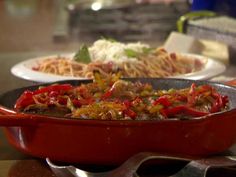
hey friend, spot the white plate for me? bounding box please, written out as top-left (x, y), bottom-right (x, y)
top-left (11, 53), bottom-right (226, 83)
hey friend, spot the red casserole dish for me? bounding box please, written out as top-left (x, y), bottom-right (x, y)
top-left (0, 78), bottom-right (236, 164)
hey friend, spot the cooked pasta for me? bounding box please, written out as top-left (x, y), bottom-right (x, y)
top-left (33, 42), bottom-right (206, 78)
top-left (34, 57), bottom-right (87, 77)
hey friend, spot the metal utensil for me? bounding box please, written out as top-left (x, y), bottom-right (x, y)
top-left (46, 152), bottom-right (188, 177)
top-left (170, 156), bottom-right (236, 177)
top-left (46, 152), bottom-right (236, 177)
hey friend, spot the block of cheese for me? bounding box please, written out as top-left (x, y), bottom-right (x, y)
top-left (163, 31), bottom-right (203, 54)
top-left (163, 32), bottom-right (229, 64)
top-left (199, 39), bottom-right (229, 65)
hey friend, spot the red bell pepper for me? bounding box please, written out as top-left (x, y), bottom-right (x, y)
top-left (123, 109), bottom-right (137, 119)
top-left (15, 84), bottom-right (73, 110)
top-left (210, 91), bottom-right (224, 113)
top-left (14, 90), bottom-right (34, 110)
top-left (33, 84), bottom-right (73, 95)
top-left (123, 100), bottom-right (131, 108)
top-left (101, 84), bottom-right (115, 100)
top-left (222, 95), bottom-right (229, 107)
top-left (72, 99), bottom-right (82, 107)
top-left (101, 89), bottom-right (113, 100)
top-left (187, 83), bottom-right (197, 106)
top-left (153, 96), bottom-right (172, 107)
top-left (71, 97), bottom-right (95, 107)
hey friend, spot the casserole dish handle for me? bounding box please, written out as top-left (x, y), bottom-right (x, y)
top-left (0, 114), bottom-right (39, 126)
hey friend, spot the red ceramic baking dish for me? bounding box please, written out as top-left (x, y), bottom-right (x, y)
top-left (0, 78), bottom-right (236, 165)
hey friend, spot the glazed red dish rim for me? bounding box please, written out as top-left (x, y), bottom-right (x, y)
top-left (1, 106), bottom-right (234, 126)
top-left (1, 78), bottom-right (235, 126)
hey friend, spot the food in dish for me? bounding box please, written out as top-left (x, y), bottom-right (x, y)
top-left (14, 72), bottom-right (229, 120)
top-left (32, 39), bottom-right (206, 78)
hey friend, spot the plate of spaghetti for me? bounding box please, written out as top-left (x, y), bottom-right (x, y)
top-left (11, 39), bottom-right (225, 83)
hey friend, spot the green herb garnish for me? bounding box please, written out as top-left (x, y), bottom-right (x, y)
top-left (142, 47), bottom-right (154, 54)
top-left (124, 49), bottom-right (138, 58)
top-left (73, 45), bottom-right (91, 63)
top-left (125, 47), bottom-right (154, 58)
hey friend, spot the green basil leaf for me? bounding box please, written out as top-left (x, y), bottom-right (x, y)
top-left (73, 45), bottom-right (91, 63)
top-left (124, 49), bottom-right (138, 58)
top-left (142, 47), bottom-right (154, 54)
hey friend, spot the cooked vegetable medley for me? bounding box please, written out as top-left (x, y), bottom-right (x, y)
top-left (14, 73), bottom-right (229, 120)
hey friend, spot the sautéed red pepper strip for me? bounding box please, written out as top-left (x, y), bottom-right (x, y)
top-left (14, 77), bottom-right (229, 120)
top-left (14, 84), bottom-right (73, 110)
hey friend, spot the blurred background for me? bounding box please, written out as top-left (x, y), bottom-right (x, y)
top-left (0, 0), bottom-right (191, 53)
top-left (1, 0), bottom-right (236, 53)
